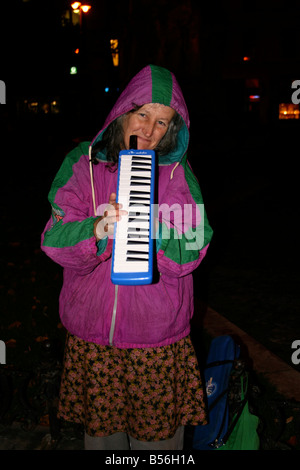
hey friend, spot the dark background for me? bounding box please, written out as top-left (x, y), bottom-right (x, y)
top-left (1, 0), bottom-right (299, 371)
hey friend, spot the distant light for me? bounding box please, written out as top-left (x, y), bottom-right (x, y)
top-left (249, 95), bottom-right (260, 102)
top-left (279, 103), bottom-right (300, 120)
top-left (75, 48), bottom-right (79, 54)
top-left (28, 101), bottom-right (39, 113)
top-left (70, 66), bottom-right (78, 75)
top-left (71, 2), bottom-right (91, 15)
top-left (71, 2), bottom-right (81, 9)
top-left (51, 100), bottom-right (60, 114)
top-left (105, 87), bottom-right (109, 93)
top-left (243, 56), bottom-right (251, 61)
top-left (81, 5), bottom-right (91, 13)
top-left (110, 39), bottom-right (119, 67)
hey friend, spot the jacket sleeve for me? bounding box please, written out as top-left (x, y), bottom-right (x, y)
top-left (41, 143), bottom-right (112, 274)
top-left (156, 156), bottom-right (213, 277)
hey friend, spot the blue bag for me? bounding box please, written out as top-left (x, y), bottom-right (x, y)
top-left (193, 335), bottom-right (240, 450)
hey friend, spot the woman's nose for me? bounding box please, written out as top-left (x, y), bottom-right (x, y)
top-left (142, 120), bottom-right (155, 137)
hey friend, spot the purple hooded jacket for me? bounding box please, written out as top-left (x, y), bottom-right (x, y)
top-left (41, 65), bottom-right (213, 348)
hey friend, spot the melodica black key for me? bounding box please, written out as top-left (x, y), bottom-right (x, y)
top-left (111, 136), bottom-right (155, 285)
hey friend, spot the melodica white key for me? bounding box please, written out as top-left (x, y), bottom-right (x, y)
top-left (111, 140), bottom-right (156, 285)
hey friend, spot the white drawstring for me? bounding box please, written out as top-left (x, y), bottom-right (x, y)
top-left (170, 161), bottom-right (179, 179)
top-left (89, 145), bottom-right (97, 216)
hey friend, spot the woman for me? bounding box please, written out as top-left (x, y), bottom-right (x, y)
top-left (41, 65), bottom-right (213, 450)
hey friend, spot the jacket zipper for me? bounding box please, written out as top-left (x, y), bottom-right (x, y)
top-left (109, 284), bottom-right (118, 346)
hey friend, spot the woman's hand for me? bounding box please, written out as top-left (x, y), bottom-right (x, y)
top-left (94, 193), bottom-right (127, 241)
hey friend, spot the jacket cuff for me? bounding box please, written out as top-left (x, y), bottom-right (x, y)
top-left (96, 236), bottom-right (108, 256)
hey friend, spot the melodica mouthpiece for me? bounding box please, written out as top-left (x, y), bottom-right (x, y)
top-left (129, 135), bottom-right (137, 150)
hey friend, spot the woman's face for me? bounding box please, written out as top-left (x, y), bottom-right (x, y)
top-left (122, 103), bottom-right (175, 150)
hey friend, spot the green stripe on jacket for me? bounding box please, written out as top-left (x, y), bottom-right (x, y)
top-left (150, 65), bottom-right (173, 106)
top-left (159, 155), bottom-right (213, 264)
top-left (48, 142), bottom-right (90, 212)
top-left (43, 218), bottom-right (97, 248)
top-left (43, 142), bottom-right (98, 248)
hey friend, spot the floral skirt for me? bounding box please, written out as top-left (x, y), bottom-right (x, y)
top-left (57, 333), bottom-right (207, 441)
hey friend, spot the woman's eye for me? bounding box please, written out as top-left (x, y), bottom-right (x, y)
top-left (158, 120), bottom-right (166, 127)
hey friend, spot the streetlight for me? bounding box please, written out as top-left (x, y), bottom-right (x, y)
top-left (71, 2), bottom-right (92, 14)
top-left (81, 5), bottom-right (92, 13)
top-left (69, 1), bottom-right (92, 75)
top-left (70, 2), bottom-right (92, 28)
top-left (71, 2), bottom-right (81, 9)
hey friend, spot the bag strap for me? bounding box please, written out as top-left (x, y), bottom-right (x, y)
top-left (206, 359), bottom-right (235, 368)
top-left (209, 397), bottom-right (230, 448)
top-left (219, 373), bottom-right (249, 446)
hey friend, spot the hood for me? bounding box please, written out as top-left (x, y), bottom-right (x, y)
top-left (91, 64), bottom-right (190, 165)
